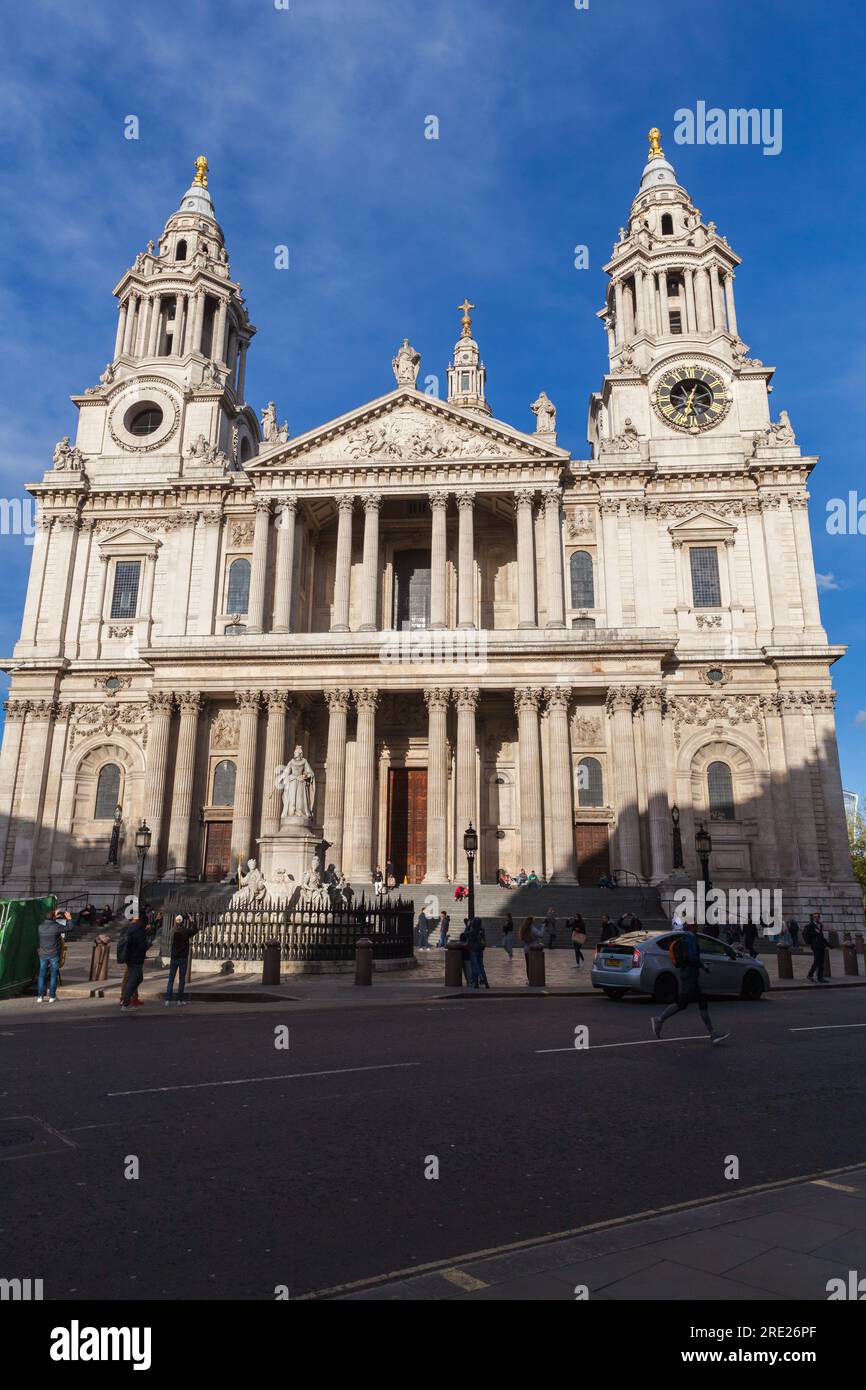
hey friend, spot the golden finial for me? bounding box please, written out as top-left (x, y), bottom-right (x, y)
top-left (193, 155), bottom-right (209, 188)
top-left (647, 127), bottom-right (664, 160)
top-left (457, 298), bottom-right (475, 338)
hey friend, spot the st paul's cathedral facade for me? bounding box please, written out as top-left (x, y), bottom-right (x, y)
top-left (0, 132), bottom-right (859, 927)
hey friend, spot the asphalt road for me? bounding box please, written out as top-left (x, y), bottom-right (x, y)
top-left (1, 985), bottom-right (864, 1299)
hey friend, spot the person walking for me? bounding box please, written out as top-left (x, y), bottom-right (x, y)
top-left (36, 908), bottom-right (72, 1003)
top-left (544, 907), bottom-right (558, 950)
top-left (804, 912), bottom-right (828, 983)
top-left (165, 914), bottom-right (199, 1006)
top-left (787, 917), bottom-right (800, 951)
top-left (501, 913), bottom-right (515, 960)
top-left (458, 923), bottom-right (473, 986)
top-left (467, 917), bottom-right (489, 989)
top-left (437, 909), bottom-right (450, 948)
top-left (599, 914), bottom-right (617, 943)
top-left (569, 915), bottom-right (587, 968)
top-left (119, 915), bottom-right (160, 1010)
top-left (651, 922), bottom-right (729, 1045)
top-left (743, 915), bottom-right (759, 959)
top-left (416, 906), bottom-right (431, 950)
top-left (520, 915), bottom-right (543, 981)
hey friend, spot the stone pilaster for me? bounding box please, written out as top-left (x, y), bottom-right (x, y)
top-left (19, 516), bottom-right (51, 647)
top-left (246, 497), bottom-right (272, 633)
top-left (636, 685), bottom-right (669, 881)
top-left (515, 488), bottom-right (537, 628)
top-left (453, 686), bottom-right (479, 847)
top-left (456, 490), bottom-right (475, 629)
top-left (359, 493), bottom-right (382, 631)
top-left (196, 508), bottom-right (223, 635)
top-left (166, 692), bottom-right (203, 877)
top-left (0, 700), bottom-right (28, 877)
top-left (599, 498), bottom-right (623, 627)
top-left (780, 691), bottom-right (820, 879)
top-left (262, 690), bottom-right (292, 837)
top-left (9, 699), bottom-right (57, 881)
top-left (424, 688), bottom-right (450, 881)
top-left (542, 687), bottom-right (576, 880)
top-left (789, 495), bottom-right (825, 638)
top-left (322, 689), bottom-right (351, 872)
top-left (143, 692), bottom-right (175, 873)
top-left (606, 687), bottom-right (642, 875)
top-left (350, 688), bottom-right (378, 879)
top-left (515, 687), bottom-right (544, 875)
top-left (810, 690), bottom-right (854, 881)
top-left (332, 496), bottom-right (355, 632)
top-left (542, 489), bottom-right (565, 629)
top-left (272, 498), bottom-right (298, 632)
top-left (231, 690), bottom-right (262, 869)
top-left (761, 694), bottom-right (799, 879)
top-left (429, 491), bottom-right (449, 630)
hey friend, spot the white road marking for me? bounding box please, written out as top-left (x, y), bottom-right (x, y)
top-left (789, 1023), bottom-right (866, 1033)
top-left (811, 1179), bottom-right (861, 1193)
top-left (537, 1035), bottom-right (707, 1053)
top-left (108, 1061), bottom-right (419, 1097)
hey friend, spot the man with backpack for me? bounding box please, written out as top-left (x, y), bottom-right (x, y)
top-left (803, 912), bottom-right (828, 983)
top-left (118, 915), bottom-right (160, 1009)
top-left (165, 914), bottom-right (198, 1006)
top-left (651, 922), bottom-right (730, 1045)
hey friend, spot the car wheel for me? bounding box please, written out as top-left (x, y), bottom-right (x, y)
top-left (603, 987), bottom-right (627, 1000)
top-left (652, 973), bottom-right (678, 1005)
top-left (741, 970), bottom-right (764, 1000)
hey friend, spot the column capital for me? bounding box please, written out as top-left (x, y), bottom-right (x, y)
top-left (811, 689), bottom-right (837, 711)
top-left (3, 699), bottom-right (29, 722)
top-left (452, 686), bottom-right (479, 712)
top-left (236, 689), bottom-right (262, 712)
top-left (514, 687), bottom-right (542, 714)
top-left (148, 691), bottom-right (175, 715)
top-left (197, 507), bottom-right (223, 525)
top-left (541, 487), bottom-right (562, 514)
top-left (26, 698), bottom-right (59, 722)
top-left (428, 489), bottom-right (450, 511)
top-left (636, 684), bottom-right (665, 714)
top-left (54, 512), bottom-right (83, 531)
top-left (352, 687), bottom-right (379, 711)
top-left (324, 688), bottom-right (351, 714)
top-left (624, 495), bottom-right (645, 515)
top-left (361, 492), bottom-right (382, 514)
top-left (276, 496), bottom-right (299, 521)
top-left (177, 691), bottom-right (203, 714)
top-left (456, 489), bottom-right (475, 512)
top-left (514, 487), bottom-right (536, 511)
top-left (599, 496), bottom-right (621, 517)
top-left (424, 687), bottom-right (451, 711)
top-left (338, 495), bottom-right (356, 515)
top-left (606, 686), bottom-right (637, 715)
top-left (254, 496), bottom-right (273, 515)
top-left (265, 689), bottom-right (293, 712)
top-left (543, 686), bottom-right (571, 714)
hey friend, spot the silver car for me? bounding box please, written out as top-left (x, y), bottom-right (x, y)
top-left (591, 930), bottom-right (771, 1003)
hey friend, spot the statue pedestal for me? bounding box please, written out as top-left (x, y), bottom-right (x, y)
top-left (257, 818), bottom-right (323, 889)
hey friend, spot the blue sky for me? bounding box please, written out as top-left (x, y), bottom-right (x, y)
top-left (2, 0), bottom-right (866, 793)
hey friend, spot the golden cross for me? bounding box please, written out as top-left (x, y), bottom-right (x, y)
top-left (457, 298), bottom-right (475, 337)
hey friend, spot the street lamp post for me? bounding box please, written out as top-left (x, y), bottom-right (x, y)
top-left (695, 822), bottom-right (713, 895)
top-left (133, 820), bottom-right (152, 916)
top-left (463, 822), bottom-right (478, 923)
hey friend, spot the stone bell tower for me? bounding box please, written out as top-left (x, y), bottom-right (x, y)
top-left (447, 299), bottom-right (491, 415)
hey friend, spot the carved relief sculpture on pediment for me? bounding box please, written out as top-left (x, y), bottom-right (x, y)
top-left (667, 694), bottom-right (764, 747)
top-left (69, 700), bottom-right (149, 749)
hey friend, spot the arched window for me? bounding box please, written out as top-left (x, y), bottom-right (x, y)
top-left (226, 558), bottom-right (251, 614)
top-left (175, 239), bottom-right (188, 261)
top-left (212, 760), bottom-right (237, 807)
top-left (94, 763), bottom-right (121, 820)
top-left (577, 756), bottom-right (604, 808)
top-left (570, 551), bottom-right (595, 608)
top-left (239, 436), bottom-right (253, 464)
top-left (661, 213), bottom-right (674, 236)
top-left (708, 761), bottom-right (735, 820)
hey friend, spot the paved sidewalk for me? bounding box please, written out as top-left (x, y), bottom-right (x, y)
top-left (330, 1164), bottom-right (866, 1300)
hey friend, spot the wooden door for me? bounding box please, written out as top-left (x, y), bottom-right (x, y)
top-left (574, 823), bottom-right (610, 884)
top-left (388, 769), bottom-right (428, 883)
top-left (204, 821), bottom-right (233, 881)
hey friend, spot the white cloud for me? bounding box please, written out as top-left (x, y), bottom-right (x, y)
top-left (816, 572), bottom-right (840, 591)
top-left (854, 711), bottom-right (866, 727)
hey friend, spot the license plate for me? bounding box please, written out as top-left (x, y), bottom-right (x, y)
top-left (604, 958), bottom-right (622, 968)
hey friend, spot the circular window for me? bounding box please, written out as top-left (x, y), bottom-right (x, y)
top-left (125, 403), bottom-right (164, 436)
top-left (104, 676), bottom-right (121, 691)
top-left (706, 668), bottom-right (725, 684)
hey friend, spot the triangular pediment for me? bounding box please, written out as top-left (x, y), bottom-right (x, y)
top-left (668, 509), bottom-right (737, 537)
top-left (249, 388), bottom-right (569, 470)
top-left (96, 526), bottom-right (162, 552)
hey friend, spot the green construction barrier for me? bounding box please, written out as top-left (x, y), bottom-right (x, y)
top-left (0, 897), bottom-right (56, 1000)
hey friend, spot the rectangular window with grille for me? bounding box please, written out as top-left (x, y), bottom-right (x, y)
top-left (689, 546), bottom-right (721, 608)
top-left (669, 310), bottom-right (683, 334)
top-left (110, 561), bottom-right (141, 619)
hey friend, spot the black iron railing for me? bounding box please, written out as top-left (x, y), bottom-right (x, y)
top-left (159, 894), bottom-right (414, 963)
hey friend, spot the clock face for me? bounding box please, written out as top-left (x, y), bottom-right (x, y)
top-left (653, 365), bottom-right (730, 433)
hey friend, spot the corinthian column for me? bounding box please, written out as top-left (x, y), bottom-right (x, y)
top-left (143, 692), bottom-right (175, 874)
top-left (359, 493), bottom-right (382, 631)
top-left (429, 491), bottom-right (449, 629)
top-left (637, 686), bottom-right (669, 881)
top-left (600, 498), bottom-right (623, 627)
top-left (606, 688), bottom-right (642, 875)
top-left (231, 691), bottom-right (262, 868)
top-left (10, 699), bottom-right (57, 880)
top-left (810, 691), bottom-right (853, 882)
top-left (456, 491), bottom-right (475, 629)
top-left (424, 688), bottom-right (450, 881)
top-left (780, 692), bottom-right (821, 879)
top-left (332, 497), bottom-right (354, 632)
top-left (350, 689), bottom-right (378, 878)
top-left (246, 498), bottom-right (272, 633)
top-left (515, 688), bottom-right (544, 874)
top-left (542, 489), bottom-right (566, 629)
top-left (272, 498), bottom-right (298, 633)
top-left (166, 692), bottom-right (203, 877)
top-left (322, 689), bottom-right (351, 872)
top-left (515, 489), bottom-right (537, 628)
top-left (543, 687), bottom-right (576, 880)
top-left (261, 690), bottom-right (291, 836)
top-left (453, 687), bottom-right (478, 846)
